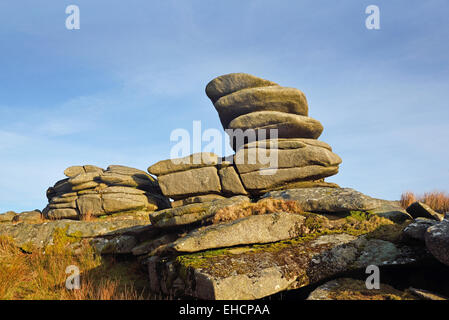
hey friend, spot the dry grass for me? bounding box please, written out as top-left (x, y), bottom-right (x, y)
top-left (400, 192), bottom-right (417, 209)
top-left (400, 191), bottom-right (449, 214)
top-left (0, 235), bottom-right (152, 300)
top-left (79, 209), bottom-right (94, 222)
top-left (213, 198), bottom-right (303, 224)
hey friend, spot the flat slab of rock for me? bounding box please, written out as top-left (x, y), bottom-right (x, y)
top-left (149, 196), bottom-right (250, 228)
top-left (64, 165), bottom-right (104, 178)
top-left (243, 138), bottom-right (332, 151)
top-left (171, 194), bottom-right (226, 208)
top-left (157, 166), bottom-right (222, 199)
top-left (45, 208), bottom-right (79, 220)
top-left (0, 219), bottom-right (152, 251)
top-left (215, 86), bottom-right (308, 128)
top-left (206, 73), bottom-right (278, 103)
top-left (234, 142), bottom-right (341, 174)
top-left (263, 187), bottom-right (392, 213)
top-left (406, 201), bottom-right (444, 221)
top-left (240, 166), bottom-right (339, 192)
top-left (171, 212), bottom-right (307, 252)
top-left (148, 153), bottom-right (219, 176)
top-left (228, 111), bottom-right (323, 140)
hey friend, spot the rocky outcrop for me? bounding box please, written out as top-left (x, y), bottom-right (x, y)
top-left (149, 196), bottom-right (250, 228)
top-left (0, 215), bottom-right (161, 255)
top-left (148, 153), bottom-right (248, 209)
top-left (43, 165), bottom-right (170, 220)
top-left (3, 72), bottom-right (444, 301)
top-left (1, 210), bottom-right (43, 223)
top-left (149, 73), bottom-right (343, 200)
top-left (147, 227), bottom-right (427, 299)
top-left (208, 73), bottom-right (342, 194)
top-left (262, 187), bottom-right (411, 222)
top-left (169, 212), bottom-right (308, 253)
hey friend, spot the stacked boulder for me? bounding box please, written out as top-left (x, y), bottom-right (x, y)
top-left (149, 73), bottom-right (342, 202)
top-left (43, 165), bottom-right (170, 220)
top-left (148, 152), bottom-right (248, 208)
top-left (206, 73), bottom-right (342, 195)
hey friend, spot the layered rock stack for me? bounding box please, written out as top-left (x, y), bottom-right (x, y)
top-left (148, 153), bottom-right (248, 208)
top-left (148, 73), bottom-right (342, 203)
top-left (43, 165), bottom-right (170, 220)
top-left (206, 73), bottom-right (342, 195)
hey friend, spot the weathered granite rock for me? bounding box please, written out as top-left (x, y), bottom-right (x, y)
top-left (102, 193), bottom-right (159, 214)
top-left (99, 171), bottom-right (157, 191)
top-left (170, 212), bottom-right (308, 252)
top-left (0, 211), bottom-right (17, 223)
top-left (234, 142), bottom-right (341, 174)
top-left (132, 233), bottom-right (180, 256)
top-left (307, 278), bottom-right (416, 300)
top-left (149, 196), bottom-right (250, 228)
top-left (244, 138), bottom-right (332, 151)
top-left (64, 165), bottom-right (104, 178)
top-left (157, 166), bottom-right (222, 199)
top-left (406, 202), bottom-right (444, 221)
top-left (353, 239), bottom-right (400, 268)
top-left (69, 171), bottom-right (102, 186)
top-left (76, 194), bottom-right (104, 217)
top-left (52, 178), bottom-right (72, 195)
top-left (44, 165), bottom-right (169, 220)
top-left (403, 218), bottom-right (437, 241)
top-left (92, 235), bottom-right (138, 254)
top-left (263, 187), bottom-right (399, 214)
top-left (0, 218), bottom-right (152, 252)
top-left (218, 166), bottom-right (248, 195)
top-left (370, 202), bottom-right (413, 223)
top-left (228, 111), bottom-right (323, 140)
top-left (148, 153), bottom-right (219, 176)
top-left (148, 231), bottom-right (424, 300)
top-left (206, 73), bottom-right (278, 103)
top-left (240, 166), bottom-right (339, 192)
top-left (215, 86), bottom-right (308, 128)
top-left (425, 217), bottom-right (449, 266)
top-left (171, 194), bottom-right (226, 208)
top-left (12, 210), bottom-right (42, 223)
top-left (45, 208), bottom-right (79, 220)
top-left (250, 180), bottom-right (339, 196)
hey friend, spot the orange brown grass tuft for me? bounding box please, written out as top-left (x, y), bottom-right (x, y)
top-left (213, 198), bottom-right (303, 224)
top-left (400, 192), bottom-right (417, 209)
top-left (0, 235), bottom-right (152, 300)
top-left (400, 191), bottom-right (449, 214)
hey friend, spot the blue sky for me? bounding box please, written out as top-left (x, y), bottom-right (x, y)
top-left (0, 0), bottom-right (448, 212)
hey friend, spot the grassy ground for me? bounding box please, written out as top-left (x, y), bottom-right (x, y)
top-left (0, 235), bottom-right (152, 300)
